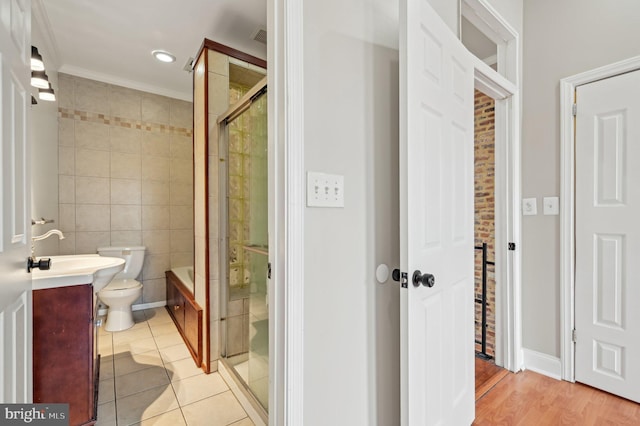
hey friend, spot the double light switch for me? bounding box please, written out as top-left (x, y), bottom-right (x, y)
top-left (522, 197), bottom-right (559, 216)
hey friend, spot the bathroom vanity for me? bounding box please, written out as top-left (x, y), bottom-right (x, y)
top-left (33, 283), bottom-right (98, 426)
top-left (31, 255), bottom-right (124, 426)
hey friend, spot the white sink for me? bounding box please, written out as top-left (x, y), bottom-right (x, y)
top-left (32, 254), bottom-right (125, 292)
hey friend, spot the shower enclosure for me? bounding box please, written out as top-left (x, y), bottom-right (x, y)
top-left (219, 78), bottom-right (269, 414)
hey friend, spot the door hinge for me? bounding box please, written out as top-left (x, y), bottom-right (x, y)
top-left (572, 103), bottom-right (577, 116)
top-left (508, 242), bottom-right (516, 251)
top-left (267, 262), bottom-right (272, 280)
top-left (572, 329), bottom-right (577, 343)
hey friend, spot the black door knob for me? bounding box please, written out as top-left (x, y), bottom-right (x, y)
top-left (412, 270), bottom-right (435, 287)
top-left (27, 257), bottom-right (51, 273)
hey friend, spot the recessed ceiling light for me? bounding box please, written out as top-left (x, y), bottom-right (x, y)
top-left (152, 50), bottom-right (176, 63)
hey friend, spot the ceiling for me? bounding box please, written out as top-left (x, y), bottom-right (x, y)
top-left (34, 0), bottom-right (267, 101)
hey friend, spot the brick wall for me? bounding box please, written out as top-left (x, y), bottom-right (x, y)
top-left (474, 90), bottom-right (496, 356)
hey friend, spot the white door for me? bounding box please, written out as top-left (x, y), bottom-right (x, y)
top-left (400, 0), bottom-right (475, 424)
top-left (0, 0), bottom-right (32, 403)
top-left (575, 69), bottom-right (640, 403)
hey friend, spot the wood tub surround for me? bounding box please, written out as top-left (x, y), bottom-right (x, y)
top-left (33, 284), bottom-right (98, 426)
top-left (166, 270), bottom-right (203, 367)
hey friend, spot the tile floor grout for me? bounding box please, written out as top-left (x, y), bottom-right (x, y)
top-left (96, 307), bottom-right (254, 426)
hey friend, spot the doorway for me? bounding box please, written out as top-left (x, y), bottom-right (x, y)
top-left (461, 1), bottom-right (521, 373)
top-left (459, 8), bottom-right (524, 413)
top-left (474, 89), bottom-right (496, 361)
top-left (473, 88), bottom-right (510, 400)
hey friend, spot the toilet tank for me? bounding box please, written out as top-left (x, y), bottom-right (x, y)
top-left (97, 246), bottom-right (146, 280)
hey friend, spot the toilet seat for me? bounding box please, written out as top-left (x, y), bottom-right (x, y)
top-left (102, 278), bottom-right (142, 291)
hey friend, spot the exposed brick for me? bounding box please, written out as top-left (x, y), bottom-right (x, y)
top-left (474, 90), bottom-right (496, 357)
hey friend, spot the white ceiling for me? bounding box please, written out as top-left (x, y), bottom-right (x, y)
top-left (34, 0), bottom-right (267, 101)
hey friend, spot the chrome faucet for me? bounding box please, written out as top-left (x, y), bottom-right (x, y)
top-left (32, 229), bottom-right (65, 242)
top-left (31, 229), bottom-right (65, 260)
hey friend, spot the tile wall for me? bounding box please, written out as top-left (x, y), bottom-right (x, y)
top-left (205, 50), bottom-right (231, 367)
top-left (57, 73), bottom-right (194, 306)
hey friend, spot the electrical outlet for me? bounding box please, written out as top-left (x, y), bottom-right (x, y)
top-left (543, 196), bottom-right (559, 215)
top-left (522, 198), bottom-right (537, 216)
top-left (307, 172), bottom-right (345, 208)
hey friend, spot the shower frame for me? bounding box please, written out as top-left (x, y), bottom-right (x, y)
top-left (191, 39), bottom-right (267, 378)
top-left (217, 77), bottom-right (269, 423)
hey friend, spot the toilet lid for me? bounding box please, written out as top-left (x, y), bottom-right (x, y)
top-left (104, 279), bottom-right (141, 291)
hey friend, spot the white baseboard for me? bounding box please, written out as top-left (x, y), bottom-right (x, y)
top-left (97, 300), bottom-right (167, 317)
top-left (522, 348), bottom-right (562, 380)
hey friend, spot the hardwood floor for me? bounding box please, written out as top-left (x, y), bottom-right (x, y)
top-left (475, 368), bottom-right (640, 425)
top-left (475, 357), bottom-right (509, 401)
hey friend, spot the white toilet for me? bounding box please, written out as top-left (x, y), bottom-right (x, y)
top-left (97, 246), bottom-right (146, 332)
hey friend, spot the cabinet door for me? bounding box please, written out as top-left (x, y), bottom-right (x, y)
top-left (33, 284), bottom-right (94, 426)
top-left (166, 275), bottom-right (185, 329)
top-left (184, 302), bottom-right (203, 366)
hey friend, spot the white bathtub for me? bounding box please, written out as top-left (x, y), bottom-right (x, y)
top-left (171, 266), bottom-right (194, 294)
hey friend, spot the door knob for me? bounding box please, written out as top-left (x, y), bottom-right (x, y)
top-left (412, 270), bottom-right (435, 287)
top-left (27, 257), bottom-right (51, 273)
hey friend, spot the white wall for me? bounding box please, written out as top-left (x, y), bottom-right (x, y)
top-left (302, 0), bottom-right (399, 424)
top-left (30, 20), bottom-right (60, 256)
top-left (522, 0), bottom-right (640, 357)
top-left (301, 0), bottom-right (521, 424)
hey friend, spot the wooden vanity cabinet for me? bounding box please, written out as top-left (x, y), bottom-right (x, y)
top-left (33, 284), bottom-right (97, 426)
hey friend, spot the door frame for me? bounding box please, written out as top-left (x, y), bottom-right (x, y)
top-left (559, 55), bottom-right (640, 382)
top-left (462, 0), bottom-right (522, 372)
top-left (267, 0), bottom-right (305, 424)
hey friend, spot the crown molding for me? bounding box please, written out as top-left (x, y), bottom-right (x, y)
top-left (31, 0), bottom-right (61, 70)
top-left (58, 64), bottom-right (192, 102)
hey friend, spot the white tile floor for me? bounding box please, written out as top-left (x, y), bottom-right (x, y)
top-left (96, 307), bottom-right (255, 426)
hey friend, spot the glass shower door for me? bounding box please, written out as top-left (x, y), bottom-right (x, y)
top-left (221, 84), bottom-right (268, 412)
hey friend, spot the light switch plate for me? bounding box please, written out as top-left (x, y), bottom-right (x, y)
top-left (307, 172), bottom-right (345, 208)
top-left (522, 198), bottom-right (537, 216)
top-left (543, 196), bottom-right (559, 215)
